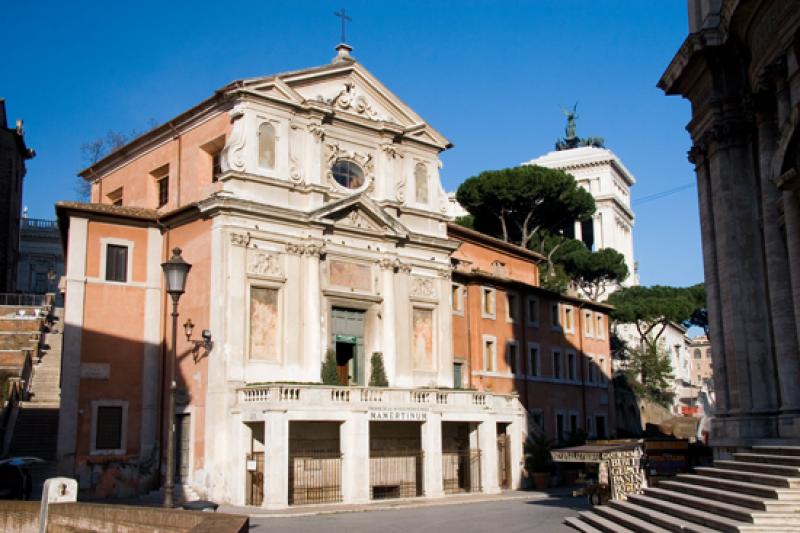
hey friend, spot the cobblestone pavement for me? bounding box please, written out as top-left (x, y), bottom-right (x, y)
top-left (248, 495), bottom-right (590, 532)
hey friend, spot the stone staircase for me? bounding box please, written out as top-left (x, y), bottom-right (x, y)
top-left (5, 306), bottom-right (63, 497)
top-left (565, 446), bottom-right (800, 533)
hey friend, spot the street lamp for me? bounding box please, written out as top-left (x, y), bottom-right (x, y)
top-left (161, 247), bottom-right (191, 508)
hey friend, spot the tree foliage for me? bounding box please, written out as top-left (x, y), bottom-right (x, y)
top-left (607, 285), bottom-right (697, 348)
top-left (455, 165), bottom-right (595, 249)
top-left (560, 244), bottom-right (629, 300)
top-left (682, 283), bottom-right (708, 334)
top-left (369, 352), bottom-right (389, 387)
top-left (321, 349), bottom-right (340, 385)
top-left (621, 343), bottom-right (675, 408)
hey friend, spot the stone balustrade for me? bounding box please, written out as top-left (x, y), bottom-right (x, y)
top-left (238, 383), bottom-right (519, 414)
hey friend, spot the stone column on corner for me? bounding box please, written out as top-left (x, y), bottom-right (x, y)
top-left (508, 414), bottom-right (525, 490)
top-left (478, 417), bottom-right (500, 495)
top-left (263, 411), bottom-right (289, 510)
top-left (341, 411), bottom-right (370, 504)
top-left (302, 245), bottom-right (323, 381)
top-left (421, 411), bottom-right (444, 498)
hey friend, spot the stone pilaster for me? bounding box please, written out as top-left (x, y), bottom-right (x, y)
top-left (302, 244), bottom-right (324, 381)
top-left (341, 412), bottom-right (370, 504)
top-left (378, 258), bottom-right (397, 384)
top-left (421, 412), bottom-right (444, 498)
top-left (263, 411), bottom-right (289, 509)
top-left (478, 418), bottom-right (500, 494)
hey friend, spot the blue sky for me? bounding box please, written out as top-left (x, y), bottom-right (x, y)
top-left (1, 1), bottom-right (699, 288)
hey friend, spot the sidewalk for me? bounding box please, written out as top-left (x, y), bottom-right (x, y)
top-left (217, 488), bottom-right (574, 518)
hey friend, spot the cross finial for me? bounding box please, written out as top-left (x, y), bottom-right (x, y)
top-left (333, 8), bottom-right (352, 43)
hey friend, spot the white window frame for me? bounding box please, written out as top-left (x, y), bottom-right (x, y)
top-left (552, 348), bottom-right (563, 380)
top-left (100, 238), bottom-right (134, 284)
top-left (481, 287), bottom-right (496, 319)
top-left (451, 283), bottom-right (464, 316)
top-left (583, 310), bottom-right (594, 338)
top-left (586, 355), bottom-right (596, 384)
top-left (482, 334), bottom-right (497, 372)
top-left (526, 295), bottom-right (539, 327)
top-left (506, 340), bottom-right (520, 374)
top-left (506, 292), bottom-right (519, 323)
top-left (90, 399), bottom-right (129, 455)
top-left (595, 313), bottom-right (606, 339)
top-left (563, 304), bottom-right (575, 334)
top-left (527, 342), bottom-right (541, 377)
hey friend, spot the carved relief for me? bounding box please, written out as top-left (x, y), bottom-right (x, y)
top-left (222, 110), bottom-right (247, 172)
top-left (411, 276), bottom-right (438, 299)
top-left (307, 120), bottom-right (325, 142)
top-left (230, 232), bottom-right (250, 247)
top-left (339, 209), bottom-right (379, 231)
top-left (247, 251), bottom-right (282, 277)
top-left (285, 243), bottom-right (305, 255)
top-left (303, 243), bottom-right (325, 257)
top-left (325, 142), bottom-right (375, 190)
top-left (288, 122), bottom-right (304, 184)
top-left (326, 81), bottom-right (384, 121)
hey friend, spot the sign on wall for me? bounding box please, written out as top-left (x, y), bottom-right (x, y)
top-left (369, 407), bottom-right (428, 421)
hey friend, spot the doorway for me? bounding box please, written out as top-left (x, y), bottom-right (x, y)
top-left (175, 413), bottom-right (191, 483)
top-left (496, 422), bottom-right (511, 489)
top-left (331, 307), bottom-right (365, 385)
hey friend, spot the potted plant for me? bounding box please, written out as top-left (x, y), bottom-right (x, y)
top-left (524, 434), bottom-right (554, 490)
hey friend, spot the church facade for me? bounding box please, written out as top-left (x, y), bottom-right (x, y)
top-left (56, 45), bottom-right (525, 505)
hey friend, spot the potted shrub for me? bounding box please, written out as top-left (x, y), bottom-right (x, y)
top-left (524, 434), bottom-right (554, 490)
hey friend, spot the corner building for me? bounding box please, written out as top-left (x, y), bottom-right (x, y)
top-left (56, 45), bottom-right (525, 506)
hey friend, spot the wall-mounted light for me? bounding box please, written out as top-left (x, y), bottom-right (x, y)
top-left (183, 318), bottom-right (212, 351)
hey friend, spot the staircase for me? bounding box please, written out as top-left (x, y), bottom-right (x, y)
top-left (5, 306), bottom-right (63, 497)
top-left (565, 446), bottom-right (800, 533)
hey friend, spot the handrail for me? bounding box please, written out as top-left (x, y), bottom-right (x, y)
top-left (21, 218), bottom-right (57, 230)
top-left (0, 293), bottom-right (49, 308)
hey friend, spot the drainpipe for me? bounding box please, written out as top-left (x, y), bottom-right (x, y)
top-left (168, 123), bottom-right (182, 207)
top-left (577, 302), bottom-right (588, 436)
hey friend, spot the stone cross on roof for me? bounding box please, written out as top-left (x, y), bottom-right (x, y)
top-left (334, 8), bottom-right (352, 43)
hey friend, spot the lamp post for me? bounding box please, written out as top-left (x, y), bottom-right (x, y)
top-left (161, 247), bottom-right (191, 507)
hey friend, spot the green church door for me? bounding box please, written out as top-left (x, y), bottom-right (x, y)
top-left (331, 307), bottom-right (365, 386)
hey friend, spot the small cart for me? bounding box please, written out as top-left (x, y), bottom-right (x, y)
top-left (550, 440), bottom-right (646, 506)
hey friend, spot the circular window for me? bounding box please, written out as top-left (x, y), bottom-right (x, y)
top-left (331, 159), bottom-right (365, 189)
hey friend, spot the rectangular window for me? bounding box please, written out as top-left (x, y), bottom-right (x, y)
top-left (595, 314), bottom-right (605, 339)
top-left (212, 151), bottom-right (222, 182)
top-left (107, 187), bottom-right (123, 206)
top-left (551, 304), bottom-right (560, 329)
top-left (506, 342), bottom-right (518, 374)
top-left (599, 358), bottom-right (606, 384)
top-left (556, 413), bottom-right (565, 443)
top-left (529, 411), bottom-right (543, 433)
top-left (506, 293), bottom-right (518, 322)
top-left (563, 305), bottom-right (574, 333)
top-left (569, 414), bottom-right (578, 435)
top-left (105, 244), bottom-right (128, 282)
top-left (157, 175), bottom-right (169, 208)
top-left (526, 296), bottom-right (539, 326)
top-left (95, 406), bottom-right (123, 451)
top-left (483, 338), bottom-right (496, 372)
top-left (567, 352), bottom-right (576, 381)
top-left (528, 343), bottom-right (540, 377)
top-left (586, 417), bottom-right (594, 437)
top-left (595, 415), bottom-right (607, 439)
top-left (451, 284), bottom-right (464, 314)
top-left (453, 362), bottom-right (463, 389)
top-left (553, 349), bottom-right (562, 380)
top-left (587, 358), bottom-right (596, 383)
top-left (584, 311), bottom-right (593, 337)
top-left (482, 287), bottom-right (496, 318)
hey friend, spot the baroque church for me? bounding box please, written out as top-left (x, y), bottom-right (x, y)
top-left (55, 44), bottom-right (527, 506)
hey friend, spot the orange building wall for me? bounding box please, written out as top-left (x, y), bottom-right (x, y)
top-left (90, 112), bottom-right (230, 211)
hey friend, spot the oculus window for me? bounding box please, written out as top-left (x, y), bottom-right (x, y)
top-left (331, 159), bottom-right (365, 189)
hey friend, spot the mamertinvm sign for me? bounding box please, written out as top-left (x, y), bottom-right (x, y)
top-left (369, 407), bottom-right (427, 421)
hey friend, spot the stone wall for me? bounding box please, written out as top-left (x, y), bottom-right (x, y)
top-left (0, 501), bottom-right (248, 532)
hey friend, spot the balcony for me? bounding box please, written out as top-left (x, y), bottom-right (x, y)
top-left (237, 383), bottom-right (522, 415)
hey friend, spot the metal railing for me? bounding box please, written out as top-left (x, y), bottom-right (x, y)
top-left (288, 450), bottom-right (343, 505)
top-left (0, 293), bottom-right (50, 308)
top-left (21, 218), bottom-right (57, 230)
top-left (442, 449), bottom-right (482, 494)
top-left (369, 449), bottom-right (424, 499)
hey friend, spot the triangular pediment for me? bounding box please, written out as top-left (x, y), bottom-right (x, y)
top-left (310, 194), bottom-right (408, 238)
top-left (236, 59), bottom-right (450, 150)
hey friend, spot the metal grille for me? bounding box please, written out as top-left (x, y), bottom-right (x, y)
top-left (442, 449), bottom-right (481, 494)
top-left (246, 452), bottom-right (264, 506)
top-left (369, 450), bottom-right (424, 499)
top-left (288, 450), bottom-right (342, 505)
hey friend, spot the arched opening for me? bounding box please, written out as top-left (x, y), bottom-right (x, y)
top-left (258, 122), bottom-right (276, 169)
top-left (414, 163), bottom-right (428, 204)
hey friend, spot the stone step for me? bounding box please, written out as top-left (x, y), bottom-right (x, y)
top-left (592, 503), bottom-right (672, 532)
top-left (607, 500), bottom-right (719, 533)
top-left (577, 510), bottom-right (636, 533)
top-left (564, 516), bottom-right (603, 533)
top-left (676, 473), bottom-right (800, 499)
top-left (645, 487), bottom-right (756, 522)
top-left (694, 467), bottom-right (800, 488)
top-left (717, 459), bottom-right (800, 477)
top-left (751, 446), bottom-right (800, 456)
top-left (657, 479), bottom-right (800, 512)
top-left (627, 493), bottom-right (754, 533)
